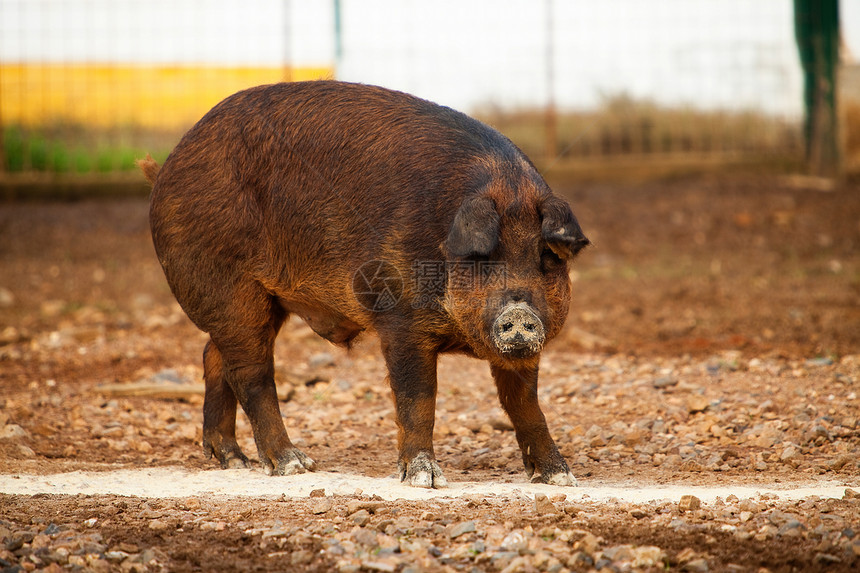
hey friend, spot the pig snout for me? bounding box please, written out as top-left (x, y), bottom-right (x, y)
top-left (491, 302), bottom-right (546, 357)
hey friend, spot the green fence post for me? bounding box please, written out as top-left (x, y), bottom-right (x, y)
top-left (794, 0), bottom-right (841, 177)
top-left (0, 63), bottom-right (4, 173)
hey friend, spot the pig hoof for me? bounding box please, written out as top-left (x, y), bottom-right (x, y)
top-left (532, 471), bottom-right (577, 487)
top-left (400, 452), bottom-right (448, 488)
top-left (267, 448), bottom-right (317, 476)
top-left (224, 455), bottom-right (251, 470)
top-left (205, 442), bottom-right (250, 470)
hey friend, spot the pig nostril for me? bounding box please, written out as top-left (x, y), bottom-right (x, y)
top-left (524, 323), bottom-right (536, 332)
top-left (502, 322), bottom-right (513, 333)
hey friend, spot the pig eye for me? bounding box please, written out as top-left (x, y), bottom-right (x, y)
top-left (541, 248), bottom-right (564, 272)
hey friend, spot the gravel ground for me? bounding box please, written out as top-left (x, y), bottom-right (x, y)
top-left (1, 174), bottom-right (859, 571)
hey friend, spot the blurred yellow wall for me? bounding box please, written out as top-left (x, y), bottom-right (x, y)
top-left (0, 64), bottom-right (333, 129)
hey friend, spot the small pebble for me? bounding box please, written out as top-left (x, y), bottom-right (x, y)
top-left (360, 561), bottom-right (396, 573)
top-left (312, 498), bottom-right (333, 514)
top-left (447, 521), bottom-right (476, 539)
top-left (813, 553), bottom-right (841, 565)
top-left (351, 528), bottom-right (379, 547)
top-left (687, 395), bottom-right (710, 413)
top-left (0, 287), bottom-right (14, 307)
top-left (534, 493), bottom-right (559, 514)
top-left (0, 424), bottom-right (28, 440)
top-left (678, 495), bottom-right (702, 512)
top-left (653, 376), bottom-right (678, 389)
top-left (501, 530), bottom-right (527, 551)
top-left (683, 557), bottom-right (710, 572)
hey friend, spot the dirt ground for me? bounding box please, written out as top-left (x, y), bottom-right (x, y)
top-left (1, 173), bottom-right (859, 572)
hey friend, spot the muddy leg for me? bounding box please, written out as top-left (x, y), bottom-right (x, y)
top-left (225, 360), bottom-right (315, 475)
top-left (382, 338), bottom-right (446, 488)
top-left (212, 287), bottom-right (315, 476)
top-left (202, 339), bottom-right (249, 469)
top-left (491, 364), bottom-right (576, 486)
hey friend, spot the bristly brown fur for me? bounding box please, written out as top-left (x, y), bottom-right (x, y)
top-left (146, 80), bottom-right (589, 486)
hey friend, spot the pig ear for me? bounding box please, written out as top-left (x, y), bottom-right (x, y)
top-left (540, 195), bottom-right (590, 260)
top-left (444, 195), bottom-right (500, 258)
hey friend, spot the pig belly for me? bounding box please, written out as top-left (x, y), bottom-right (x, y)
top-left (280, 299), bottom-right (365, 345)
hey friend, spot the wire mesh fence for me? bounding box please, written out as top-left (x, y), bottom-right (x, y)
top-left (0, 0), bottom-right (826, 183)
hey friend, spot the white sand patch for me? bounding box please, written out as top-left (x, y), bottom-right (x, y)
top-left (0, 468), bottom-right (850, 504)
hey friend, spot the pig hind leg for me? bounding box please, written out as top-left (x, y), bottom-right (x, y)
top-left (202, 339), bottom-right (250, 468)
top-left (204, 283), bottom-right (316, 476)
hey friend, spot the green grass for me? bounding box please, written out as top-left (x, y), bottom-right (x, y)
top-left (4, 126), bottom-right (25, 171)
top-left (2, 124), bottom-right (173, 174)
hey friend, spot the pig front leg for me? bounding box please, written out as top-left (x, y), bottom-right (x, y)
top-left (491, 364), bottom-right (576, 486)
top-left (381, 338), bottom-right (447, 488)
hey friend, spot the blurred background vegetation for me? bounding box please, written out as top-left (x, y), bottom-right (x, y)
top-left (0, 0), bottom-right (856, 196)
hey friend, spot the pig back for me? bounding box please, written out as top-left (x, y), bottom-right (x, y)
top-left (149, 81), bottom-right (531, 325)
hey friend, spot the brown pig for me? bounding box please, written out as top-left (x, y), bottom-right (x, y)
top-left (139, 80), bottom-right (589, 488)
